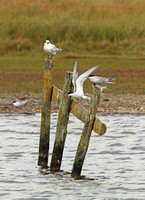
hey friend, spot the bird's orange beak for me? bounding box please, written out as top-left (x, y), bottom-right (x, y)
top-left (95, 85), bottom-right (99, 88)
top-left (86, 76), bottom-right (89, 78)
top-left (65, 94), bottom-right (68, 96)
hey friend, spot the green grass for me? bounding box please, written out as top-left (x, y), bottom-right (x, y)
top-left (0, 54), bottom-right (145, 94)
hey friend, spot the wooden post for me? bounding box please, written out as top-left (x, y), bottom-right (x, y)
top-left (71, 87), bottom-right (101, 178)
top-left (50, 71), bottom-right (73, 171)
top-left (52, 85), bottom-right (107, 136)
top-left (38, 59), bottom-right (53, 167)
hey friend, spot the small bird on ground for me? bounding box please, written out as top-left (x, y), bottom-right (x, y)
top-left (86, 75), bottom-right (115, 85)
top-left (65, 65), bottom-right (98, 103)
top-left (11, 98), bottom-right (27, 107)
top-left (43, 40), bottom-right (63, 59)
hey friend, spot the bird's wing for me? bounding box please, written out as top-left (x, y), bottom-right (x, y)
top-left (76, 66), bottom-right (98, 95)
top-left (91, 76), bottom-right (107, 84)
top-left (72, 61), bottom-right (78, 92)
top-left (93, 76), bottom-right (116, 84)
top-left (97, 77), bottom-right (106, 84)
top-left (91, 76), bottom-right (103, 84)
top-left (97, 77), bottom-right (116, 84)
top-left (50, 44), bottom-right (57, 53)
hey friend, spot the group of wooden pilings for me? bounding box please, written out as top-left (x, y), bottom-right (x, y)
top-left (38, 59), bottom-right (107, 178)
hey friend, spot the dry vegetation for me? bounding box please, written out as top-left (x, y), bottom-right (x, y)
top-left (0, 0), bottom-right (145, 55)
top-left (0, 0), bottom-right (145, 96)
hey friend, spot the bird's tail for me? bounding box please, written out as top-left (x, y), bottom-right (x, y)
top-left (57, 47), bottom-right (63, 51)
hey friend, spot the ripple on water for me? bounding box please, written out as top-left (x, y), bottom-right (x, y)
top-left (0, 113), bottom-right (145, 199)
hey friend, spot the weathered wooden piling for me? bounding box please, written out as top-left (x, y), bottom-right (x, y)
top-left (52, 85), bottom-right (106, 136)
top-left (50, 71), bottom-right (73, 171)
top-left (38, 58), bottom-right (107, 177)
top-left (38, 59), bottom-right (53, 167)
top-left (71, 87), bottom-right (101, 178)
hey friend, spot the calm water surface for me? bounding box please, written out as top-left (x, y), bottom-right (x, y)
top-left (0, 113), bottom-right (145, 200)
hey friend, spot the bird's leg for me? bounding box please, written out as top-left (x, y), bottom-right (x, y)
top-left (47, 55), bottom-right (53, 60)
top-left (75, 99), bottom-right (80, 104)
top-left (95, 84), bottom-right (99, 89)
top-left (49, 55), bottom-right (53, 60)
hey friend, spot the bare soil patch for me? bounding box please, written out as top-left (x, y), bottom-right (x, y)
top-left (0, 93), bottom-right (145, 114)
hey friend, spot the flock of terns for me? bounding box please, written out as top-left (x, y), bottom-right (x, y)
top-left (11, 40), bottom-right (115, 107)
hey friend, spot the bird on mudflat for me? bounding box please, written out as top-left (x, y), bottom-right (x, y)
top-left (65, 65), bottom-right (98, 103)
top-left (43, 40), bottom-right (63, 59)
top-left (86, 75), bottom-right (115, 85)
top-left (11, 98), bottom-right (27, 107)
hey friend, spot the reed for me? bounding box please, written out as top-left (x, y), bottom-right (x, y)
top-left (0, 0), bottom-right (145, 94)
top-left (0, 0), bottom-right (145, 55)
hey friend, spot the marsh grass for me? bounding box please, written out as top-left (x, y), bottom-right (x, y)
top-left (0, 0), bottom-right (145, 94)
top-left (0, 0), bottom-right (145, 55)
top-left (0, 55), bottom-right (145, 94)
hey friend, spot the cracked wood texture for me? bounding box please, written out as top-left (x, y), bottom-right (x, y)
top-left (50, 71), bottom-right (73, 171)
top-left (38, 59), bottom-right (53, 167)
top-left (71, 87), bottom-right (101, 178)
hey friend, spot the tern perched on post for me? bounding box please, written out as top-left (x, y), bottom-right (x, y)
top-left (65, 65), bottom-right (98, 103)
top-left (43, 40), bottom-right (63, 59)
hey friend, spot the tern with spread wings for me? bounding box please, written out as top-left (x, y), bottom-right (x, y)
top-left (72, 61), bottom-right (78, 92)
top-left (66, 65), bottom-right (98, 103)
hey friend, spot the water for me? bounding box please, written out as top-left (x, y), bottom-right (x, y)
top-left (0, 113), bottom-right (145, 200)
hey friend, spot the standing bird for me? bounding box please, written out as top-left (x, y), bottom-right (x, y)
top-left (65, 66), bottom-right (98, 103)
top-left (86, 75), bottom-right (115, 85)
top-left (11, 98), bottom-right (27, 107)
top-left (72, 61), bottom-right (78, 92)
top-left (43, 40), bottom-right (63, 59)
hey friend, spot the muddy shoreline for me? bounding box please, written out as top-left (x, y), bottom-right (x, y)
top-left (0, 93), bottom-right (145, 114)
